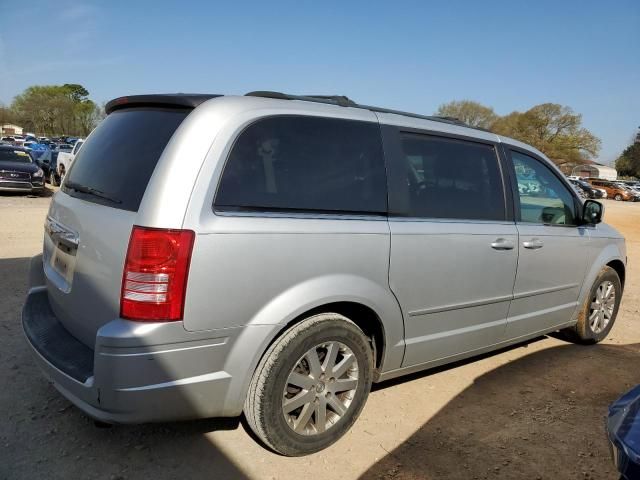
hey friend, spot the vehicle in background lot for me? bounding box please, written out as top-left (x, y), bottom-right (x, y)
top-left (22, 92), bottom-right (626, 456)
top-left (607, 384), bottom-right (640, 479)
top-left (589, 179), bottom-right (635, 201)
top-left (55, 139), bottom-right (84, 182)
top-left (618, 181), bottom-right (640, 196)
top-left (28, 144), bottom-right (54, 182)
top-left (1, 136), bottom-right (16, 145)
top-left (0, 145), bottom-right (45, 193)
top-left (568, 178), bottom-right (604, 199)
top-left (55, 143), bottom-right (74, 152)
top-left (613, 182), bottom-right (640, 202)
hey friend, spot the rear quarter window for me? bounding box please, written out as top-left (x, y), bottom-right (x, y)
top-left (214, 115), bottom-right (387, 215)
top-left (63, 108), bottom-right (189, 211)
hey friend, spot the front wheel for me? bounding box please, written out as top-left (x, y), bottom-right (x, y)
top-left (561, 266), bottom-right (622, 344)
top-left (614, 194), bottom-right (623, 201)
top-left (244, 313), bottom-right (373, 456)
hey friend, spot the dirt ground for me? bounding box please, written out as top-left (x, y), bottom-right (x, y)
top-left (1, 188), bottom-right (639, 480)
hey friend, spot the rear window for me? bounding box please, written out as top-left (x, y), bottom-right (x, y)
top-left (63, 108), bottom-right (189, 211)
top-left (215, 115), bottom-right (387, 215)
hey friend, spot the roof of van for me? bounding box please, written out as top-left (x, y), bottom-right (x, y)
top-left (105, 91), bottom-right (480, 130)
top-left (104, 91), bottom-right (548, 160)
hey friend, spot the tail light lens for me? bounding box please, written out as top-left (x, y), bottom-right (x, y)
top-left (120, 226), bottom-right (195, 321)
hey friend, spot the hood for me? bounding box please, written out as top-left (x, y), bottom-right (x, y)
top-left (0, 161), bottom-right (39, 174)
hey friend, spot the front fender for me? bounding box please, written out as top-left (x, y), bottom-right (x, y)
top-left (573, 241), bottom-right (626, 322)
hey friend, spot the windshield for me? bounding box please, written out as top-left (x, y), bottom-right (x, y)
top-left (0, 149), bottom-right (33, 163)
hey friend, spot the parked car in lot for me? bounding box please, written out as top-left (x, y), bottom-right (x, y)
top-left (0, 145), bottom-right (45, 193)
top-left (589, 179), bottom-right (635, 201)
top-left (616, 182), bottom-right (640, 200)
top-left (607, 384), bottom-right (640, 479)
top-left (568, 178), bottom-right (604, 199)
top-left (55, 139), bottom-right (83, 181)
top-left (23, 92), bottom-right (627, 456)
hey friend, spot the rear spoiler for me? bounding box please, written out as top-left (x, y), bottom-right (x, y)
top-left (105, 94), bottom-right (222, 114)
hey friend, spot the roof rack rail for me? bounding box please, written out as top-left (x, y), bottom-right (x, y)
top-left (246, 91), bottom-right (357, 107)
top-left (245, 91), bottom-right (480, 130)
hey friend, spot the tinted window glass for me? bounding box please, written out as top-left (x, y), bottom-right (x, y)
top-left (510, 150), bottom-right (576, 225)
top-left (215, 116), bottom-right (387, 214)
top-left (64, 108), bottom-right (188, 211)
top-left (0, 148), bottom-right (33, 163)
top-left (399, 134), bottom-right (505, 220)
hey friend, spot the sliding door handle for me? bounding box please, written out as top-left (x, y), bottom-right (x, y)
top-left (523, 238), bottom-right (544, 250)
top-left (490, 238), bottom-right (515, 250)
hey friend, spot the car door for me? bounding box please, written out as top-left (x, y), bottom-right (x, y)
top-left (504, 147), bottom-right (589, 339)
top-left (381, 124), bottom-right (518, 367)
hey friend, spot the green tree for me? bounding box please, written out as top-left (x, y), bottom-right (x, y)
top-left (615, 136), bottom-right (640, 178)
top-left (0, 103), bottom-right (15, 126)
top-left (62, 84), bottom-right (90, 102)
top-left (10, 84), bottom-right (99, 136)
top-left (435, 100), bottom-right (498, 129)
top-left (491, 103), bottom-right (600, 164)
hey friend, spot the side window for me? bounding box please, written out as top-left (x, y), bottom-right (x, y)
top-left (398, 133), bottom-right (505, 220)
top-left (510, 150), bottom-right (576, 225)
top-left (215, 116), bottom-right (387, 214)
top-left (72, 141), bottom-right (83, 155)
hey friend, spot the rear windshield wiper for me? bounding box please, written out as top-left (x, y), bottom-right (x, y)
top-left (64, 181), bottom-right (122, 204)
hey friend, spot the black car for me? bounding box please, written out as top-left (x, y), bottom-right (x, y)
top-left (607, 385), bottom-right (640, 479)
top-left (0, 145), bottom-right (45, 194)
top-left (569, 178), bottom-right (604, 199)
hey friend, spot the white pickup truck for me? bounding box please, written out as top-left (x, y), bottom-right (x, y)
top-left (56, 139), bottom-right (84, 182)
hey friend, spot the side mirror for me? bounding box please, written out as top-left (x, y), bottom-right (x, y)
top-left (582, 200), bottom-right (604, 225)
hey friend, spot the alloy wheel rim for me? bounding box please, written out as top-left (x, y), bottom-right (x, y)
top-left (589, 280), bottom-right (615, 334)
top-left (282, 341), bottom-right (359, 436)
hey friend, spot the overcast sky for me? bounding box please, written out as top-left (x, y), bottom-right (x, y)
top-left (1, 0), bottom-right (638, 163)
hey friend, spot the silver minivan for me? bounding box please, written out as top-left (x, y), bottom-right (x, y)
top-left (22, 92), bottom-right (626, 456)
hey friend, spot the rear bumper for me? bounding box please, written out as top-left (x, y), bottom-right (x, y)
top-left (22, 258), bottom-right (279, 423)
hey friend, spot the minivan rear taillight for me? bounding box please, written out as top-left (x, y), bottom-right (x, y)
top-left (120, 226), bottom-right (195, 321)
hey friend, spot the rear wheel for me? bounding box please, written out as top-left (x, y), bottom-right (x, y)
top-left (614, 194), bottom-right (623, 201)
top-left (244, 313), bottom-right (373, 456)
top-left (562, 266), bottom-right (622, 344)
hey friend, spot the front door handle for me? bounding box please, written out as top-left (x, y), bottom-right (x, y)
top-left (490, 238), bottom-right (515, 250)
top-left (523, 238), bottom-right (544, 250)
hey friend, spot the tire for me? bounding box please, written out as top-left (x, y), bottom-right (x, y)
top-left (49, 172), bottom-right (59, 187)
top-left (614, 194), bottom-right (622, 201)
top-left (561, 266), bottom-right (622, 344)
top-left (244, 313), bottom-right (373, 456)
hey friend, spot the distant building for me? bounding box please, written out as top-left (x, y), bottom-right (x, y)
top-left (1, 124), bottom-right (23, 136)
top-left (571, 163), bottom-right (618, 180)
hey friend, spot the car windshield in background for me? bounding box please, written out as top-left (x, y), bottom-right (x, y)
top-left (62, 108), bottom-right (190, 211)
top-left (0, 148), bottom-right (33, 163)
